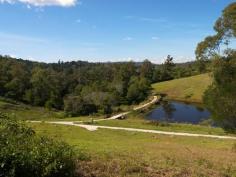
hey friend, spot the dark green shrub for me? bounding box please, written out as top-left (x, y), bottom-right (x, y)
top-left (203, 56), bottom-right (236, 132)
top-left (0, 113), bottom-right (77, 177)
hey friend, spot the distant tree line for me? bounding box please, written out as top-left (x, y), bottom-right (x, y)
top-left (0, 55), bottom-right (203, 116)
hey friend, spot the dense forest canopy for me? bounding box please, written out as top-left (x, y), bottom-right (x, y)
top-left (0, 55), bottom-right (204, 116)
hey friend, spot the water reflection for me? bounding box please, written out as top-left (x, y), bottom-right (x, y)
top-left (162, 101), bottom-right (176, 121)
top-left (147, 101), bottom-right (211, 124)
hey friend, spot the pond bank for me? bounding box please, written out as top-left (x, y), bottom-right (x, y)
top-left (146, 100), bottom-right (211, 124)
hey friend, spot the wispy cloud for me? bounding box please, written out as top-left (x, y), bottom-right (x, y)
top-left (82, 42), bottom-right (104, 46)
top-left (124, 16), bottom-right (167, 23)
top-left (124, 15), bottom-right (135, 19)
top-left (151, 36), bottom-right (159, 40)
top-left (0, 0), bottom-right (80, 7)
top-left (76, 19), bottom-right (81, 23)
top-left (123, 37), bottom-right (133, 41)
top-left (139, 17), bottom-right (167, 23)
top-left (0, 32), bottom-right (47, 43)
top-left (26, 4), bottom-right (31, 8)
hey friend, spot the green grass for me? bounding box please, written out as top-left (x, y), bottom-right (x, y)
top-left (0, 100), bottom-right (62, 120)
top-left (28, 122), bottom-right (236, 177)
top-left (0, 96), bottom-right (156, 121)
top-left (0, 100), bottom-right (105, 121)
top-left (88, 113), bottom-right (234, 136)
top-left (1, 98), bottom-right (232, 137)
top-left (1, 95), bottom-right (235, 176)
top-left (1, 94), bottom-right (234, 137)
top-left (152, 73), bottom-right (212, 103)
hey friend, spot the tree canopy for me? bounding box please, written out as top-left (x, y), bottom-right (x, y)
top-left (196, 2), bottom-right (236, 132)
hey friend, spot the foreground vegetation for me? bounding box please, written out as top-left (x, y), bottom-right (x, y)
top-left (152, 73), bottom-right (211, 103)
top-left (0, 114), bottom-right (77, 177)
top-left (29, 122), bottom-right (236, 177)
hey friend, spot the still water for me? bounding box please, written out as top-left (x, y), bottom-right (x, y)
top-left (146, 101), bottom-right (211, 124)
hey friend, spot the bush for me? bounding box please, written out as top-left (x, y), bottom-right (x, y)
top-left (64, 96), bottom-right (97, 117)
top-left (0, 113), bottom-right (77, 177)
top-left (203, 56), bottom-right (236, 132)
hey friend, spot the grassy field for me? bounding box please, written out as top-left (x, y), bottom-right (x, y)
top-left (152, 73), bottom-right (212, 103)
top-left (1, 97), bottom-right (233, 136)
top-left (86, 113), bottom-right (235, 136)
top-left (0, 100), bottom-right (63, 120)
top-left (0, 100), bottom-right (105, 121)
top-left (29, 122), bottom-right (236, 177)
top-left (0, 96), bottom-right (154, 121)
top-left (1, 87), bottom-right (236, 176)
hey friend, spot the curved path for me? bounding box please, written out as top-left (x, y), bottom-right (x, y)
top-left (92, 96), bottom-right (158, 122)
top-left (30, 96), bottom-right (236, 140)
top-left (31, 121), bottom-right (236, 140)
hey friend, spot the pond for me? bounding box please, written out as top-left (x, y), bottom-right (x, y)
top-left (146, 101), bottom-right (211, 124)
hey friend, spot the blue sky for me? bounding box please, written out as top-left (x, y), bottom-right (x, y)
top-left (0, 0), bottom-right (235, 63)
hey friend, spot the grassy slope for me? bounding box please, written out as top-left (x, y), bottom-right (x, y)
top-left (0, 98), bottom-right (231, 136)
top-left (29, 123), bottom-right (236, 177)
top-left (1, 84), bottom-right (235, 176)
top-left (0, 96), bottom-right (155, 121)
top-left (152, 73), bottom-right (212, 103)
top-left (90, 113), bottom-right (234, 136)
top-left (0, 100), bottom-right (104, 121)
top-left (0, 100), bottom-right (61, 120)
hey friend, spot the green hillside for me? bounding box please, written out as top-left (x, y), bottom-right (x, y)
top-left (152, 73), bottom-right (212, 103)
top-left (0, 99), bottom-right (63, 120)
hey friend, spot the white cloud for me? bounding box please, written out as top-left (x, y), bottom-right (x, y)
top-left (0, 0), bottom-right (79, 7)
top-left (123, 37), bottom-right (133, 41)
top-left (9, 54), bottom-right (19, 58)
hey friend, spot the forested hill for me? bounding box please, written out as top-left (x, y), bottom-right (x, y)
top-left (0, 55), bottom-right (205, 116)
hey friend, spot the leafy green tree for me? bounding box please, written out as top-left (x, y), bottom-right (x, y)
top-left (0, 58), bottom-right (11, 96)
top-left (118, 61), bottom-right (137, 98)
top-left (127, 77), bottom-right (150, 104)
top-left (195, 59), bottom-right (207, 73)
top-left (152, 68), bottom-right (161, 82)
top-left (203, 52), bottom-right (236, 131)
top-left (127, 81), bottom-right (140, 104)
top-left (3, 62), bottom-right (30, 100)
top-left (64, 96), bottom-right (97, 116)
top-left (155, 55), bottom-right (175, 82)
top-left (25, 67), bottom-right (51, 106)
top-left (140, 59), bottom-right (154, 82)
top-left (197, 2), bottom-right (236, 131)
